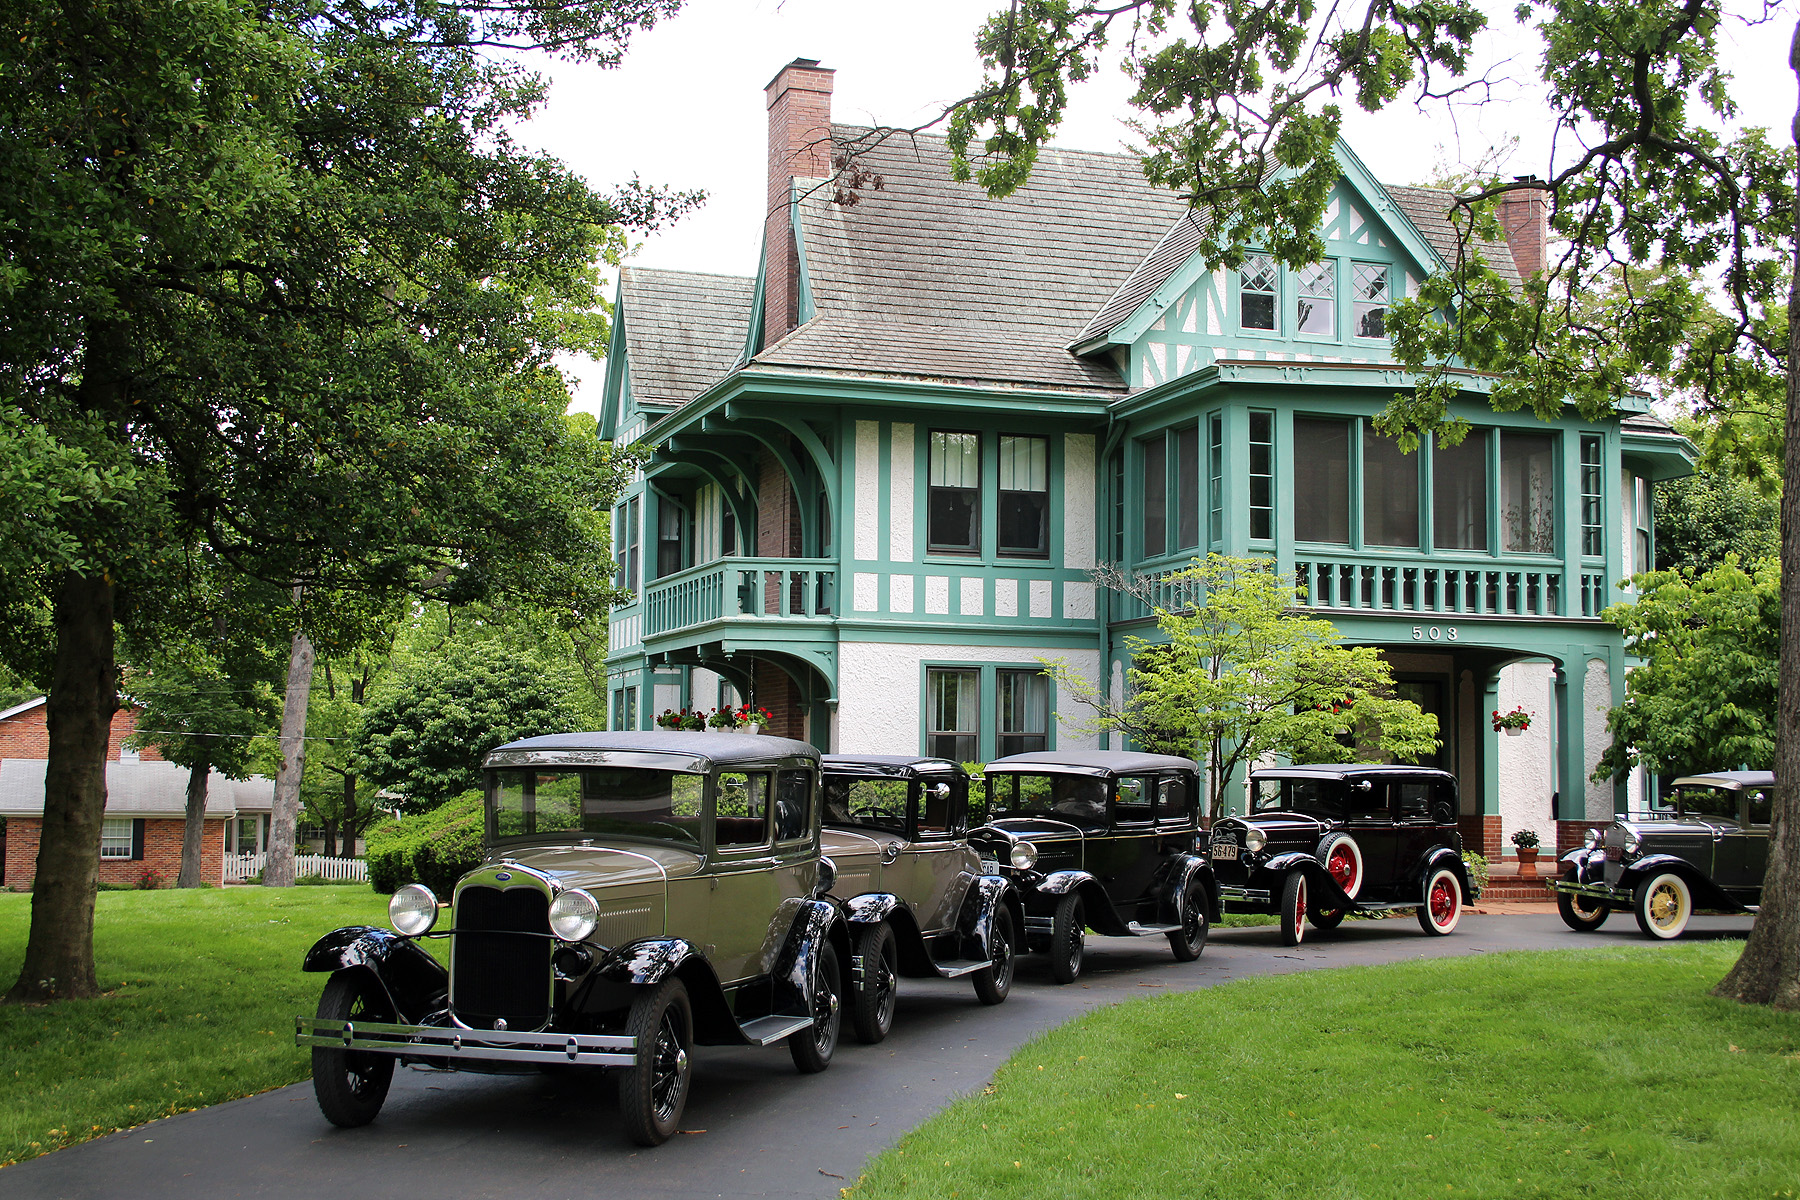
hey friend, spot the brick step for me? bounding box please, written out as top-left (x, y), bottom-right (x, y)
top-left (1478, 878), bottom-right (1557, 900)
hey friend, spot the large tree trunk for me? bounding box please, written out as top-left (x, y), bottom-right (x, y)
top-left (1713, 26), bottom-right (1800, 1009)
top-left (263, 618), bottom-right (315, 888)
top-left (176, 744), bottom-right (212, 889)
top-left (4, 572), bottom-right (117, 1003)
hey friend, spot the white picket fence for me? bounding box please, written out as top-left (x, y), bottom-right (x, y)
top-left (225, 851), bottom-right (369, 884)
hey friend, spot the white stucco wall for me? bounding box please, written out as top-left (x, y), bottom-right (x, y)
top-left (836, 641), bottom-right (1103, 756)
top-left (1495, 660), bottom-right (1555, 851)
top-left (1583, 657), bottom-right (1615, 820)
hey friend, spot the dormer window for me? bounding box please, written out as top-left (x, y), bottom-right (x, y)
top-left (1240, 254), bottom-right (1277, 330)
top-left (1297, 262), bottom-right (1336, 334)
top-left (1353, 263), bottom-right (1389, 338)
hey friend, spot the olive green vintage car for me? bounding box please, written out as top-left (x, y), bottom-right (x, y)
top-left (294, 732), bottom-right (846, 1147)
top-left (821, 755), bottom-right (1022, 1043)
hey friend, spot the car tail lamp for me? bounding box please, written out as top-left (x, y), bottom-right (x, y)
top-left (389, 884), bottom-right (439, 936)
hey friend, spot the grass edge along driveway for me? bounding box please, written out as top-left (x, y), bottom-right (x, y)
top-left (0, 886), bottom-right (392, 1168)
top-left (846, 942), bottom-right (1800, 1200)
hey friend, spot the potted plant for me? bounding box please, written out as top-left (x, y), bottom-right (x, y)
top-left (1511, 828), bottom-right (1541, 876)
top-left (1492, 706), bottom-right (1532, 736)
top-left (705, 706), bottom-right (739, 731)
top-left (655, 708), bottom-right (706, 731)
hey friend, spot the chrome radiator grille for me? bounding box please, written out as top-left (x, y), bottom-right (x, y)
top-left (451, 885), bottom-right (552, 1029)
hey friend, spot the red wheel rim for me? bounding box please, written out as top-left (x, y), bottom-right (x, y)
top-left (1294, 878), bottom-right (1306, 921)
top-left (1327, 846), bottom-right (1358, 891)
top-left (1429, 878), bottom-right (1455, 925)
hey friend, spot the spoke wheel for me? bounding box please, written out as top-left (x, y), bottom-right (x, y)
top-left (1049, 893), bottom-right (1086, 984)
top-left (311, 970), bottom-right (396, 1128)
top-left (1317, 833), bottom-right (1364, 899)
top-left (789, 941), bottom-right (842, 1074)
top-left (1307, 905), bottom-right (1346, 931)
top-left (1417, 867), bottom-right (1463, 936)
top-left (972, 904), bottom-right (1016, 1005)
top-left (850, 923), bottom-right (899, 1044)
top-left (619, 976), bottom-right (694, 1147)
top-left (1168, 878), bottom-right (1209, 962)
top-left (1279, 873), bottom-right (1307, 946)
top-left (1555, 871), bottom-right (1611, 932)
top-left (1633, 872), bottom-right (1692, 940)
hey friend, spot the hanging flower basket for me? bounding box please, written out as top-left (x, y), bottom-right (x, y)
top-left (1492, 706), bottom-right (1532, 735)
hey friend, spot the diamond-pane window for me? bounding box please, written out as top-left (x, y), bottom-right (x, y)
top-left (1297, 262), bottom-right (1336, 334)
top-left (1240, 254), bottom-right (1277, 330)
top-left (1353, 263), bottom-right (1389, 338)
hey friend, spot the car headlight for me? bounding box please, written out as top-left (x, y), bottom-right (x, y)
top-left (1010, 841), bottom-right (1039, 870)
top-left (548, 888), bottom-right (600, 942)
top-left (1583, 827), bottom-right (1602, 850)
top-left (1244, 827), bottom-right (1268, 854)
top-left (389, 883), bottom-right (439, 936)
top-left (1621, 829), bottom-right (1640, 857)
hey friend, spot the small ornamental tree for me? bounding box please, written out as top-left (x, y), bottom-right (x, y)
top-left (1594, 558), bottom-right (1780, 785)
top-left (352, 641), bottom-right (582, 813)
top-left (1043, 556), bottom-right (1439, 818)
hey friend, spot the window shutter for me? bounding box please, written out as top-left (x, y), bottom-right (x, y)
top-left (130, 818), bottom-right (146, 861)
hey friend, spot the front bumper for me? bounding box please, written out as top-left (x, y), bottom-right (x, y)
top-left (1547, 878), bottom-right (1628, 906)
top-left (295, 1017), bottom-right (636, 1067)
top-left (1217, 885), bottom-right (1272, 905)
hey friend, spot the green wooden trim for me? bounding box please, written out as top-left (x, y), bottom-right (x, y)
top-left (705, 414), bottom-right (817, 553)
top-left (744, 239), bottom-right (768, 359)
top-left (723, 404), bottom-right (841, 528)
top-left (791, 184), bottom-right (815, 327)
top-left (599, 277), bottom-right (631, 440)
top-left (1329, 139), bottom-right (1445, 283)
top-left (1107, 251), bottom-right (1224, 348)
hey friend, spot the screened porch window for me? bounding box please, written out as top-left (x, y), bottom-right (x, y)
top-left (1501, 432), bottom-right (1556, 554)
top-left (1294, 417), bottom-right (1351, 544)
top-left (998, 435), bottom-right (1049, 557)
top-left (928, 431), bottom-right (980, 553)
top-left (1141, 434), bottom-right (1166, 558)
top-left (1433, 431), bottom-right (1489, 551)
top-left (1362, 424), bottom-right (1418, 547)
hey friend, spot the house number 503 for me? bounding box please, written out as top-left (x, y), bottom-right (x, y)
top-left (1412, 625), bottom-right (1458, 641)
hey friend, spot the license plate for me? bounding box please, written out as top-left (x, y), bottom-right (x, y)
top-left (980, 857), bottom-right (1000, 874)
top-left (1211, 843), bottom-right (1238, 861)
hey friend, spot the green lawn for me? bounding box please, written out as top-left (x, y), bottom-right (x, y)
top-left (0, 886), bottom-right (392, 1167)
top-left (848, 942), bottom-right (1800, 1200)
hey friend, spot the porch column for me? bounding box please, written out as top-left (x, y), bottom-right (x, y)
top-left (1479, 672), bottom-right (1503, 858)
top-left (1553, 660), bottom-right (1586, 825)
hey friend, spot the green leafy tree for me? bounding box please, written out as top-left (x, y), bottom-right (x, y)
top-left (1594, 559), bottom-right (1780, 784)
top-left (921, 0), bottom-right (1800, 1007)
top-left (352, 641), bottom-right (583, 813)
top-left (0, 0), bottom-right (688, 1003)
top-left (1044, 557), bottom-right (1439, 818)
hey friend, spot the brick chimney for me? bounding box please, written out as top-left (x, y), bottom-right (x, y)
top-left (1497, 175), bottom-right (1549, 279)
top-left (763, 58), bottom-right (835, 346)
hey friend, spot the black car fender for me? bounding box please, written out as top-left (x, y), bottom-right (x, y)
top-left (594, 936), bottom-right (708, 987)
top-left (1411, 846), bottom-right (1479, 903)
top-left (955, 874), bottom-right (1024, 966)
top-left (1561, 846), bottom-right (1605, 885)
top-left (1159, 854), bottom-right (1221, 925)
top-left (1259, 852), bottom-right (1358, 910)
top-left (840, 891), bottom-right (906, 927)
top-left (301, 925), bottom-right (446, 1023)
top-left (1030, 869), bottom-right (1138, 936)
top-left (774, 898), bottom-right (848, 1020)
top-left (1618, 854), bottom-right (1745, 912)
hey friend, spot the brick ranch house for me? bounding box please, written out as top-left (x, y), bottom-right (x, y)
top-left (0, 698), bottom-right (273, 889)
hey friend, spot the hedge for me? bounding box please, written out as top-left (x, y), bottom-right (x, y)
top-left (366, 790), bottom-right (486, 895)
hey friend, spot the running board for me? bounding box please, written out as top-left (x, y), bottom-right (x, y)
top-left (931, 960), bottom-right (989, 978)
top-left (1127, 922), bottom-right (1181, 935)
top-left (737, 1014), bottom-right (815, 1046)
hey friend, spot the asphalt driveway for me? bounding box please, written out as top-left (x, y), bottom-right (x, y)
top-left (5, 911), bottom-right (1755, 1200)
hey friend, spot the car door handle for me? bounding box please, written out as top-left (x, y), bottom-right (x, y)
top-left (881, 842), bottom-right (902, 864)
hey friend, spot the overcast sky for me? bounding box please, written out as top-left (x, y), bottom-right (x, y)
top-left (510, 0), bottom-right (1797, 410)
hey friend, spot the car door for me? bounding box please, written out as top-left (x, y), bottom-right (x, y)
top-left (903, 777), bottom-right (974, 934)
top-left (1090, 775), bottom-right (1161, 916)
top-left (706, 770), bottom-right (781, 984)
top-left (1712, 788), bottom-right (1769, 897)
top-left (1390, 779), bottom-right (1442, 895)
top-left (1343, 778), bottom-right (1399, 891)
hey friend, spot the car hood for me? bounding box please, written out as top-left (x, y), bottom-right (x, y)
top-left (1213, 813), bottom-right (1334, 847)
top-left (497, 842), bottom-right (705, 890)
top-left (971, 817), bottom-right (1090, 844)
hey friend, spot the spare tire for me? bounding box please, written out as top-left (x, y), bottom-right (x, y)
top-left (1316, 832), bottom-right (1363, 899)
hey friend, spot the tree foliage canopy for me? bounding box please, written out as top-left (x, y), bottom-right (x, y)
top-left (1594, 559), bottom-right (1780, 784)
top-left (1045, 557), bottom-right (1439, 817)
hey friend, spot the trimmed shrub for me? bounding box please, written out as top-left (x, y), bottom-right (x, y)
top-left (366, 791), bottom-right (486, 895)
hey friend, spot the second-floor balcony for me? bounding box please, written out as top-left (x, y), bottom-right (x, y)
top-left (642, 557), bottom-right (837, 642)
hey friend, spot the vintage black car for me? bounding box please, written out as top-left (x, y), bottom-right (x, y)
top-left (1209, 764), bottom-right (1478, 945)
top-left (294, 732), bottom-right (847, 1147)
top-left (968, 750), bottom-right (1216, 983)
top-left (1550, 769), bottom-right (1773, 939)
top-left (820, 755), bottom-right (1022, 1042)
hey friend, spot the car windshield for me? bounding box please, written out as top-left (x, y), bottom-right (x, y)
top-left (823, 777), bottom-right (911, 835)
top-left (488, 767), bottom-right (705, 845)
top-left (986, 772), bottom-right (1108, 828)
top-left (1675, 786), bottom-right (1740, 821)
top-left (1252, 777), bottom-right (1345, 818)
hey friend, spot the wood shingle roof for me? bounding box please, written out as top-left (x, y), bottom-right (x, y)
top-left (619, 267), bottom-right (755, 409)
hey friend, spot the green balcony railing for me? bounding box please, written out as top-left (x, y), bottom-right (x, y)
top-left (642, 557), bottom-right (836, 640)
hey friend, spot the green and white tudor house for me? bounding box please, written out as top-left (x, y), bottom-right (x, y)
top-left (599, 59), bottom-right (1694, 860)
